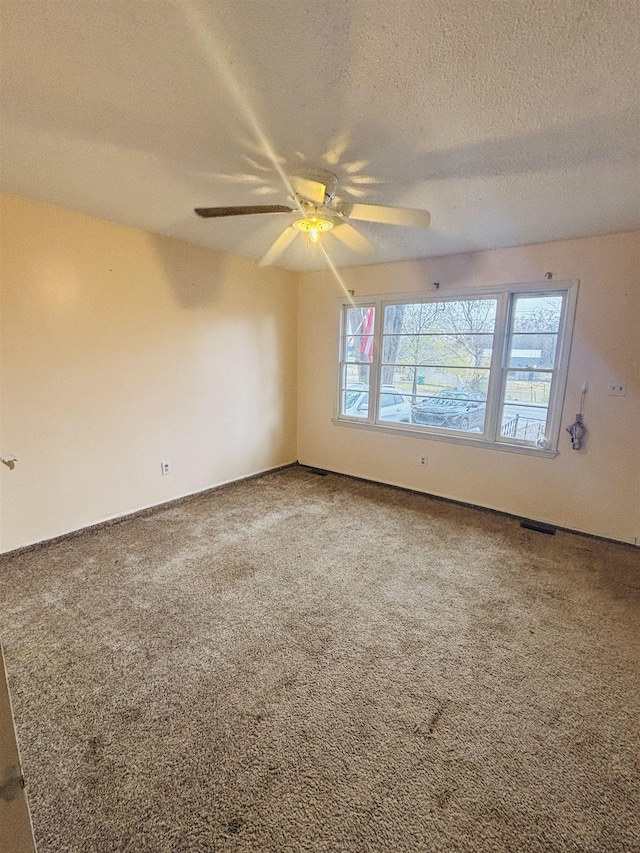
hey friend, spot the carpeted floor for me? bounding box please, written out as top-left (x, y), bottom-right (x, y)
top-left (1, 465), bottom-right (639, 852)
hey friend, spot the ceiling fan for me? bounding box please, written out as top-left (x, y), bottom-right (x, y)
top-left (194, 170), bottom-right (431, 266)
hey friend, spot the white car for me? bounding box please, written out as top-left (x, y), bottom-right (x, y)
top-left (343, 384), bottom-right (411, 422)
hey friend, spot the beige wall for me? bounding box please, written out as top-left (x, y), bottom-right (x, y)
top-left (2, 194), bottom-right (637, 550)
top-left (297, 232), bottom-right (640, 544)
top-left (0, 194), bottom-right (298, 553)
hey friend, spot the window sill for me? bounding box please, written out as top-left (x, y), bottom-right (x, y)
top-left (331, 417), bottom-right (559, 458)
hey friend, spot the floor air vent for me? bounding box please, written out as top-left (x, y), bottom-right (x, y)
top-left (520, 520), bottom-right (556, 535)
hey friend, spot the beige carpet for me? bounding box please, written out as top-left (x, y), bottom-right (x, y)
top-left (1, 466), bottom-right (639, 852)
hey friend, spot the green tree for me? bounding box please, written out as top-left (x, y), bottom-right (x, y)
top-left (431, 300), bottom-right (496, 392)
top-left (380, 304), bottom-right (405, 385)
top-left (394, 303), bottom-right (440, 399)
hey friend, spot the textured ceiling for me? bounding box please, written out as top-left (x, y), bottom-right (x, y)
top-left (1, 0), bottom-right (639, 271)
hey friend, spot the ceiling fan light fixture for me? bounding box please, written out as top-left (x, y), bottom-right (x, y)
top-left (195, 170), bottom-right (430, 266)
top-left (293, 216), bottom-right (334, 243)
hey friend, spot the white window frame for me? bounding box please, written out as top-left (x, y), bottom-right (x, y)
top-left (333, 280), bottom-right (579, 458)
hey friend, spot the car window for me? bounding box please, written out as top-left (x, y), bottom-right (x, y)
top-left (344, 391), bottom-right (361, 408)
top-left (380, 394), bottom-right (395, 407)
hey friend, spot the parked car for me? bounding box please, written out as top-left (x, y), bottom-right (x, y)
top-left (410, 390), bottom-right (486, 431)
top-left (343, 384), bottom-right (412, 422)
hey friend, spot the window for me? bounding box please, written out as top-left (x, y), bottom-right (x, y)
top-left (336, 281), bottom-right (578, 456)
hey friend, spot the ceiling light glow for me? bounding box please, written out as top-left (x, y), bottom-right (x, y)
top-left (293, 216), bottom-right (334, 243)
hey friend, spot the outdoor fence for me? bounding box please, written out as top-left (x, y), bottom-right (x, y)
top-left (501, 414), bottom-right (546, 442)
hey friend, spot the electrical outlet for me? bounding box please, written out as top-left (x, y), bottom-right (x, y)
top-left (608, 382), bottom-right (626, 396)
top-left (161, 461), bottom-right (171, 475)
top-left (419, 455), bottom-right (427, 467)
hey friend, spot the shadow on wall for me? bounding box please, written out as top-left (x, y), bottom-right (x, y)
top-left (143, 228), bottom-right (298, 474)
top-left (145, 231), bottom-right (233, 309)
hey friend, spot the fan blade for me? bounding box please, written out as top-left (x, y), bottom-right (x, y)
top-left (338, 202), bottom-right (430, 229)
top-left (257, 226), bottom-right (298, 267)
top-left (195, 205), bottom-right (292, 218)
top-left (291, 176), bottom-right (326, 204)
top-left (331, 222), bottom-right (375, 255)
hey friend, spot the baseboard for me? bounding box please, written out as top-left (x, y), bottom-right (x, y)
top-left (297, 462), bottom-right (638, 549)
top-left (0, 461), bottom-right (298, 558)
top-left (4, 460), bottom-right (635, 557)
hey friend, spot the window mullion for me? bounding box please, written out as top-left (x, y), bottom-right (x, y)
top-left (495, 292), bottom-right (520, 445)
top-left (335, 305), bottom-right (347, 420)
top-left (483, 291), bottom-right (510, 442)
top-left (338, 303), bottom-right (376, 421)
top-left (543, 291), bottom-right (569, 448)
top-left (368, 301), bottom-right (383, 424)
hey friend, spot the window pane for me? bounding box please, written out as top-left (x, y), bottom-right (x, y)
top-left (343, 306), bottom-right (375, 365)
top-left (377, 387), bottom-right (410, 423)
top-left (503, 371), bottom-right (553, 406)
top-left (341, 389), bottom-right (369, 418)
top-left (345, 306), bottom-right (375, 334)
top-left (501, 296), bottom-right (561, 445)
top-left (382, 333), bottom-right (494, 368)
top-left (384, 299), bottom-right (497, 335)
top-left (509, 334), bottom-right (557, 369)
top-left (410, 389), bottom-right (487, 433)
top-left (384, 302), bottom-right (440, 334)
top-left (379, 367), bottom-right (491, 399)
top-left (381, 300), bottom-right (497, 409)
top-left (500, 405), bottom-right (549, 444)
top-left (435, 299), bottom-right (497, 333)
top-left (345, 335), bottom-right (374, 363)
top-left (512, 296), bottom-right (562, 333)
top-left (342, 363), bottom-right (369, 388)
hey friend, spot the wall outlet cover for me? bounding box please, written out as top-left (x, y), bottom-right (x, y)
top-left (609, 382), bottom-right (626, 396)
